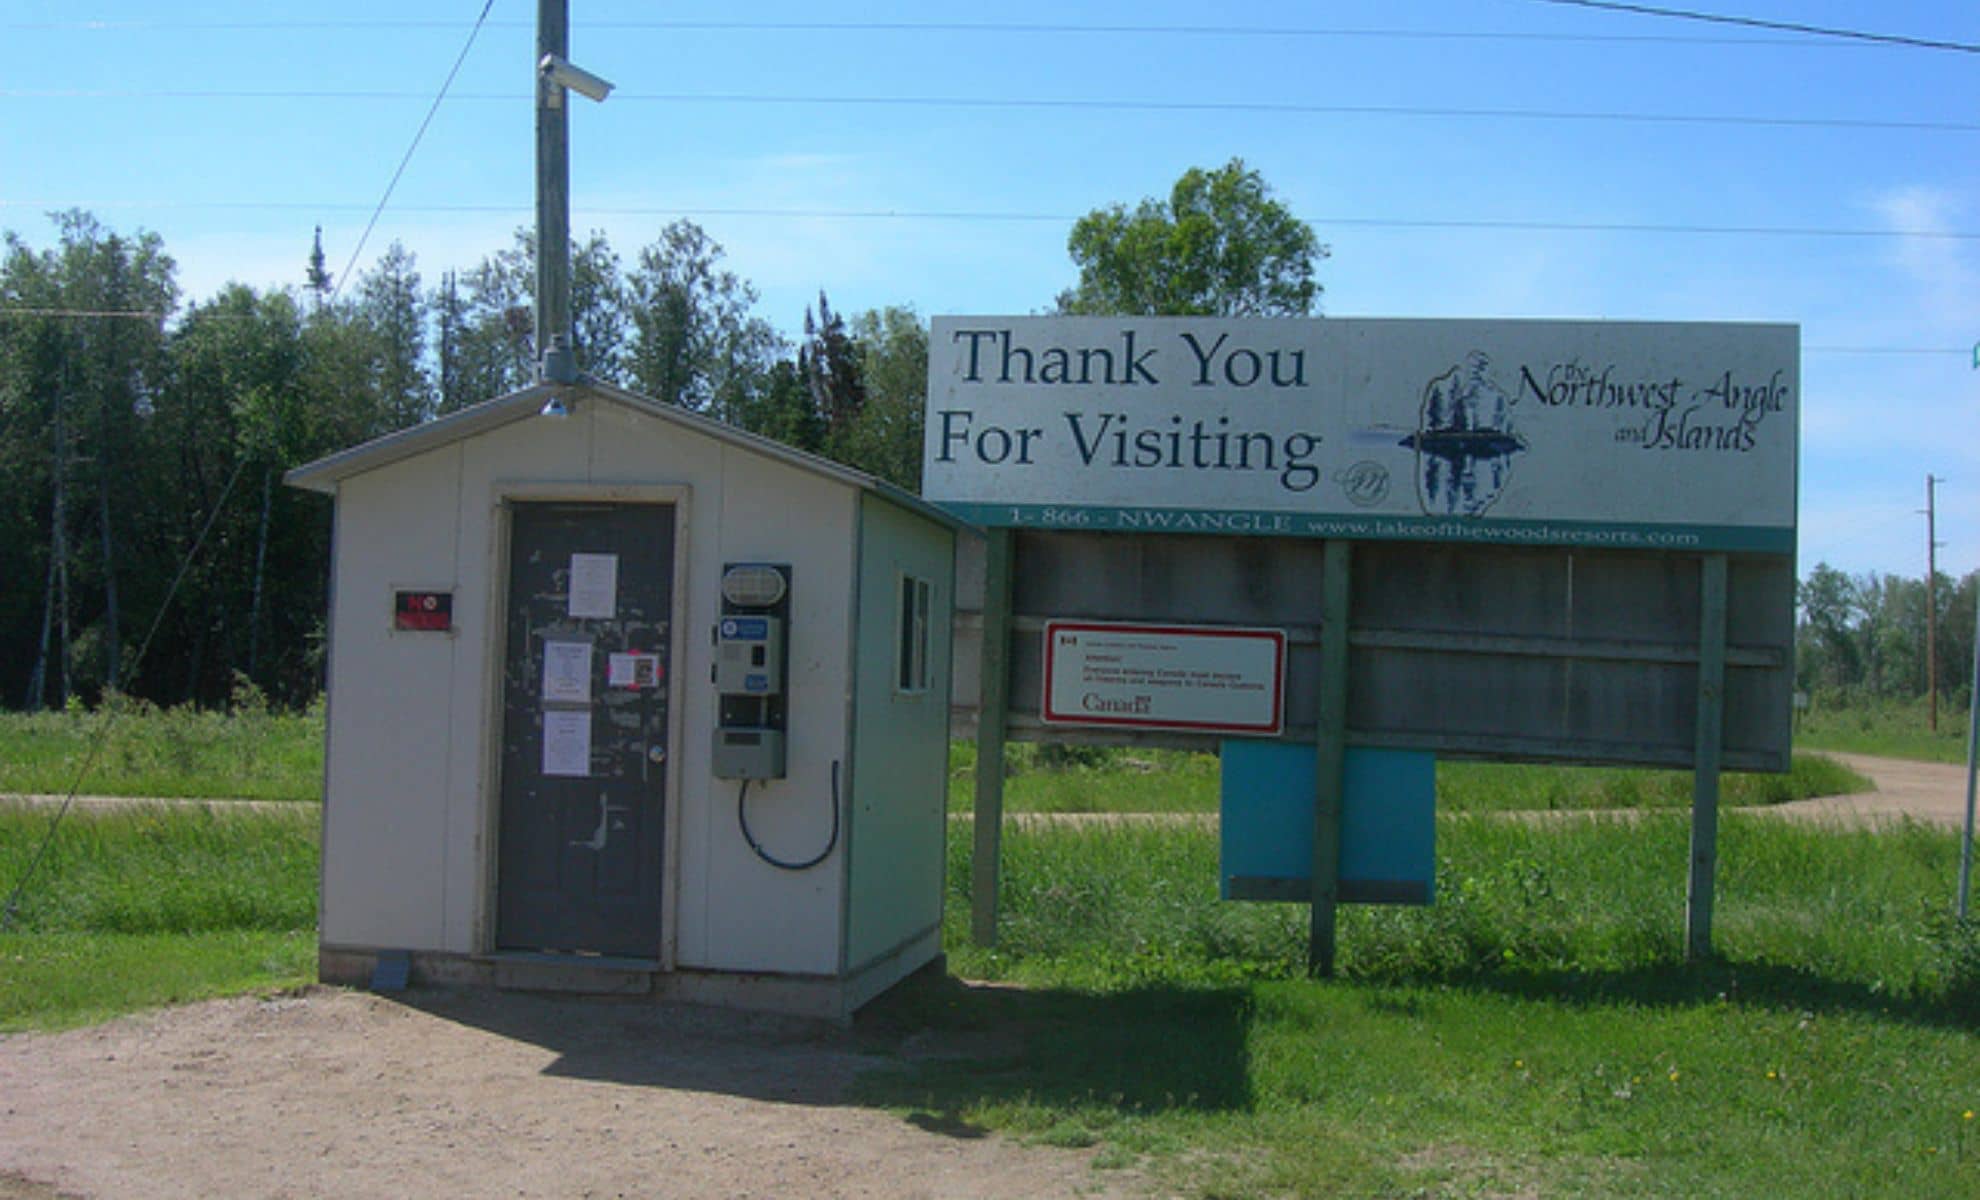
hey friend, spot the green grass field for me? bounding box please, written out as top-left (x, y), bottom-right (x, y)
top-left (853, 814), bottom-right (1980, 1197)
top-left (0, 698), bottom-right (326, 802)
top-left (0, 805), bottom-right (317, 1030)
top-left (1794, 696), bottom-right (1972, 765)
top-left (948, 742), bottom-right (1870, 816)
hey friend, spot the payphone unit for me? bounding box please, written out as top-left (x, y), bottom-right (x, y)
top-left (711, 563), bottom-right (790, 779)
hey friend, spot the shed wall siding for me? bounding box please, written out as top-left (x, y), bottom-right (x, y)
top-left (320, 443), bottom-right (465, 949)
top-left (698, 444), bottom-right (857, 974)
top-left (844, 495), bottom-right (955, 970)
top-left (320, 397), bottom-right (857, 975)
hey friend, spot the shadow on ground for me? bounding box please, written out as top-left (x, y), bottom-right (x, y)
top-left (1428, 955), bottom-right (1980, 1032)
top-left (851, 973), bottom-right (1256, 1134)
top-left (375, 949), bottom-right (1971, 1141)
top-left (377, 970), bottom-right (1256, 1129)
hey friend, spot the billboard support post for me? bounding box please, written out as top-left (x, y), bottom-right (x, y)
top-left (1686, 553), bottom-right (1730, 961)
top-left (971, 528), bottom-right (1014, 946)
top-left (1958, 581), bottom-right (1977, 919)
top-left (1309, 540), bottom-right (1352, 976)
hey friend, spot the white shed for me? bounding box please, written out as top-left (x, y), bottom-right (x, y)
top-left (286, 379), bottom-right (964, 1021)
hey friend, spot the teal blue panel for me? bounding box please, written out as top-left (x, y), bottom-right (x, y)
top-left (1219, 742), bottom-right (1435, 905)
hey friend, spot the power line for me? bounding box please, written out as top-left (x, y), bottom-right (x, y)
top-left (6, 198), bottom-right (1978, 243)
top-left (0, 303), bottom-right (1965, 357)
top-left (327, 0), bottom-right (496, 302)
top-left (1527, 0), bottom-right (1980, 56)
top-left (0, 17), bottom-right (1916, 49)
top-left (630, 94), bottom-right (1980, 135)
top-left (0, 307), bottom-right (164, 320)
top-left (5, 88), bottom-right (1973, 135)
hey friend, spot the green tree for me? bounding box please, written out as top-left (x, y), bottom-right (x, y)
top-left (449, 237), bottom-right (537, 402)
top-left (1058, 158), bottom-right (1326, 317)
top-left (355, 241), bottom-right (431, 429)
top-left (570, 230), bottom-right (627, 383)
top-left (729, 358), bottom-right (823, 453)
top-left (1, 212), bottom-right (176, 706)
top-left (164, 285), bottom-right (312, 699)
top-left (1796, 562), bottom-right (1865, 693)
top-left (625, 220), bottom-right (783, 421)
top-left (304, 226), bottom-right (332, 301)
top-left (434, 269), bottom-right (471, 413)
top-left (802, 291), bottom-right (864, 452)
top-left (838, 306), bottom-right (928, 489)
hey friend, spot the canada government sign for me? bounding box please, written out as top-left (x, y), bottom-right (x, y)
top-left (923, 316), bottom-right (1797, 553)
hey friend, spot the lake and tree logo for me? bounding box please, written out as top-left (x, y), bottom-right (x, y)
top-left (1401, 351), bottom-right (1527, 516)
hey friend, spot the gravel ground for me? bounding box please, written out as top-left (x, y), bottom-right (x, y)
top-left (0, 987), bottom-right (1144, 1200)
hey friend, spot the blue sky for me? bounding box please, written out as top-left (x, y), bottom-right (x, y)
top-left (4, 1), bottom-right (1976, 581)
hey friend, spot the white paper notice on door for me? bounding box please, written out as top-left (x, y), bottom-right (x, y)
top-left (607, 651), bottom-right (661, 690)
top-left (541, 640), bottom-right (592, 704)
top-left (567, 553), bottom-right (618, 619)
top-left (541, 709), bottom-right (592, 776)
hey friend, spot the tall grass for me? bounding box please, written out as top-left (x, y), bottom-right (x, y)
top-left (1437, 753), bottom-right (1867, 813)
top-left (1795, 695), bottom-right (1971, 764)
top-left (0, 805), bottom-right (317, 1029)
top-left (947, 742), bottom-right (1221, 814)
top-left (943, 813), bottom-right (1977, 1009)
top-left (946, 742), bottom-right (1867, 815)
top-left (0, 693), bottom-right (325, 801)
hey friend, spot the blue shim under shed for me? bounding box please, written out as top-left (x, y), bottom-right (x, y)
top-left (1220, 742), bottom-right (1436, 906)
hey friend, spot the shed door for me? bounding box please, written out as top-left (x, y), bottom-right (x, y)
top-left (497, 502), bottom-right (673, 958)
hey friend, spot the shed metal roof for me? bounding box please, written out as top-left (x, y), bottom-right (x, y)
top-left (284, 378), bottom-right (972, 534)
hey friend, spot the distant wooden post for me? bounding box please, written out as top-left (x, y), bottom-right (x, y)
top-left (1686, 553), bottom-right (1729, 961)
top-left (971, 529), bottom-right (1014, 946)
top-left (1310, 539), bottom-right (1352, 976)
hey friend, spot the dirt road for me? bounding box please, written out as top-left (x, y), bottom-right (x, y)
top-left (1754, 752), bottom-right (1973, 830)
top-left (0, 988), bottom-right (1141, 1200)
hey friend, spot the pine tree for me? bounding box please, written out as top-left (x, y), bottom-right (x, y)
top-left (305, 226), bottom-right (332, 301)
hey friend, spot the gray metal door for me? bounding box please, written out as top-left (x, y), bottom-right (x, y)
top-left (497, 502), bottom-right (673, 957)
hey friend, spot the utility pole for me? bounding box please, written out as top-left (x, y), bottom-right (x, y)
top-left (1962, 584), bottom-right (1978, 919)
top-left (1925, 475), bottom-right (1943, 732)
top-left (533, 0), bottom-right (611, 386)
top-left (535, 0), bottom-right (573, 384)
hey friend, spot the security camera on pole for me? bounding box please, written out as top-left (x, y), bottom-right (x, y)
top-left (534, 0), bottom-right (612, 390)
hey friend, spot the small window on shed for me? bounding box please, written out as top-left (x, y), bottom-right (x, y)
top-left (897, 574), bottom-right (932, 693)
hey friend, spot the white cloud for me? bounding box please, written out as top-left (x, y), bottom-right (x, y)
top-left (1872, 185), bottom-right (1980, 334)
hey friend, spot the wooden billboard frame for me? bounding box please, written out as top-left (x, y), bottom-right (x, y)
top-left (966, 534), bottom-right (1751, 974)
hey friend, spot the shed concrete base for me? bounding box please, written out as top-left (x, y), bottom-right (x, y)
top-left (319, 926), bottom-right (941, 1024)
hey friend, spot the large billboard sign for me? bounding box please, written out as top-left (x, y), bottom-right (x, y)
top-left (925, 317), bottom-right (1798, 554)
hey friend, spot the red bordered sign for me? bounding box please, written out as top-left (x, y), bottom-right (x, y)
top-left (393, 590), bottom-right (453, 632)
top-left (1041, 621), bottom-right (1286, 736)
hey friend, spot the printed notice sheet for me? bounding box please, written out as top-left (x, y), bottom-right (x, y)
top-left (541, 640), bottom-right (592, 703)
top-left (567, 553), bottom-right (619, 619)
top-left (541, 709), bottom-right (592, 776)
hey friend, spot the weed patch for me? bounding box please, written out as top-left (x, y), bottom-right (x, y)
top-left (0, 695), bottom-right (324, 801)
top-left (1795, 696), bottom-right (1970, 764)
